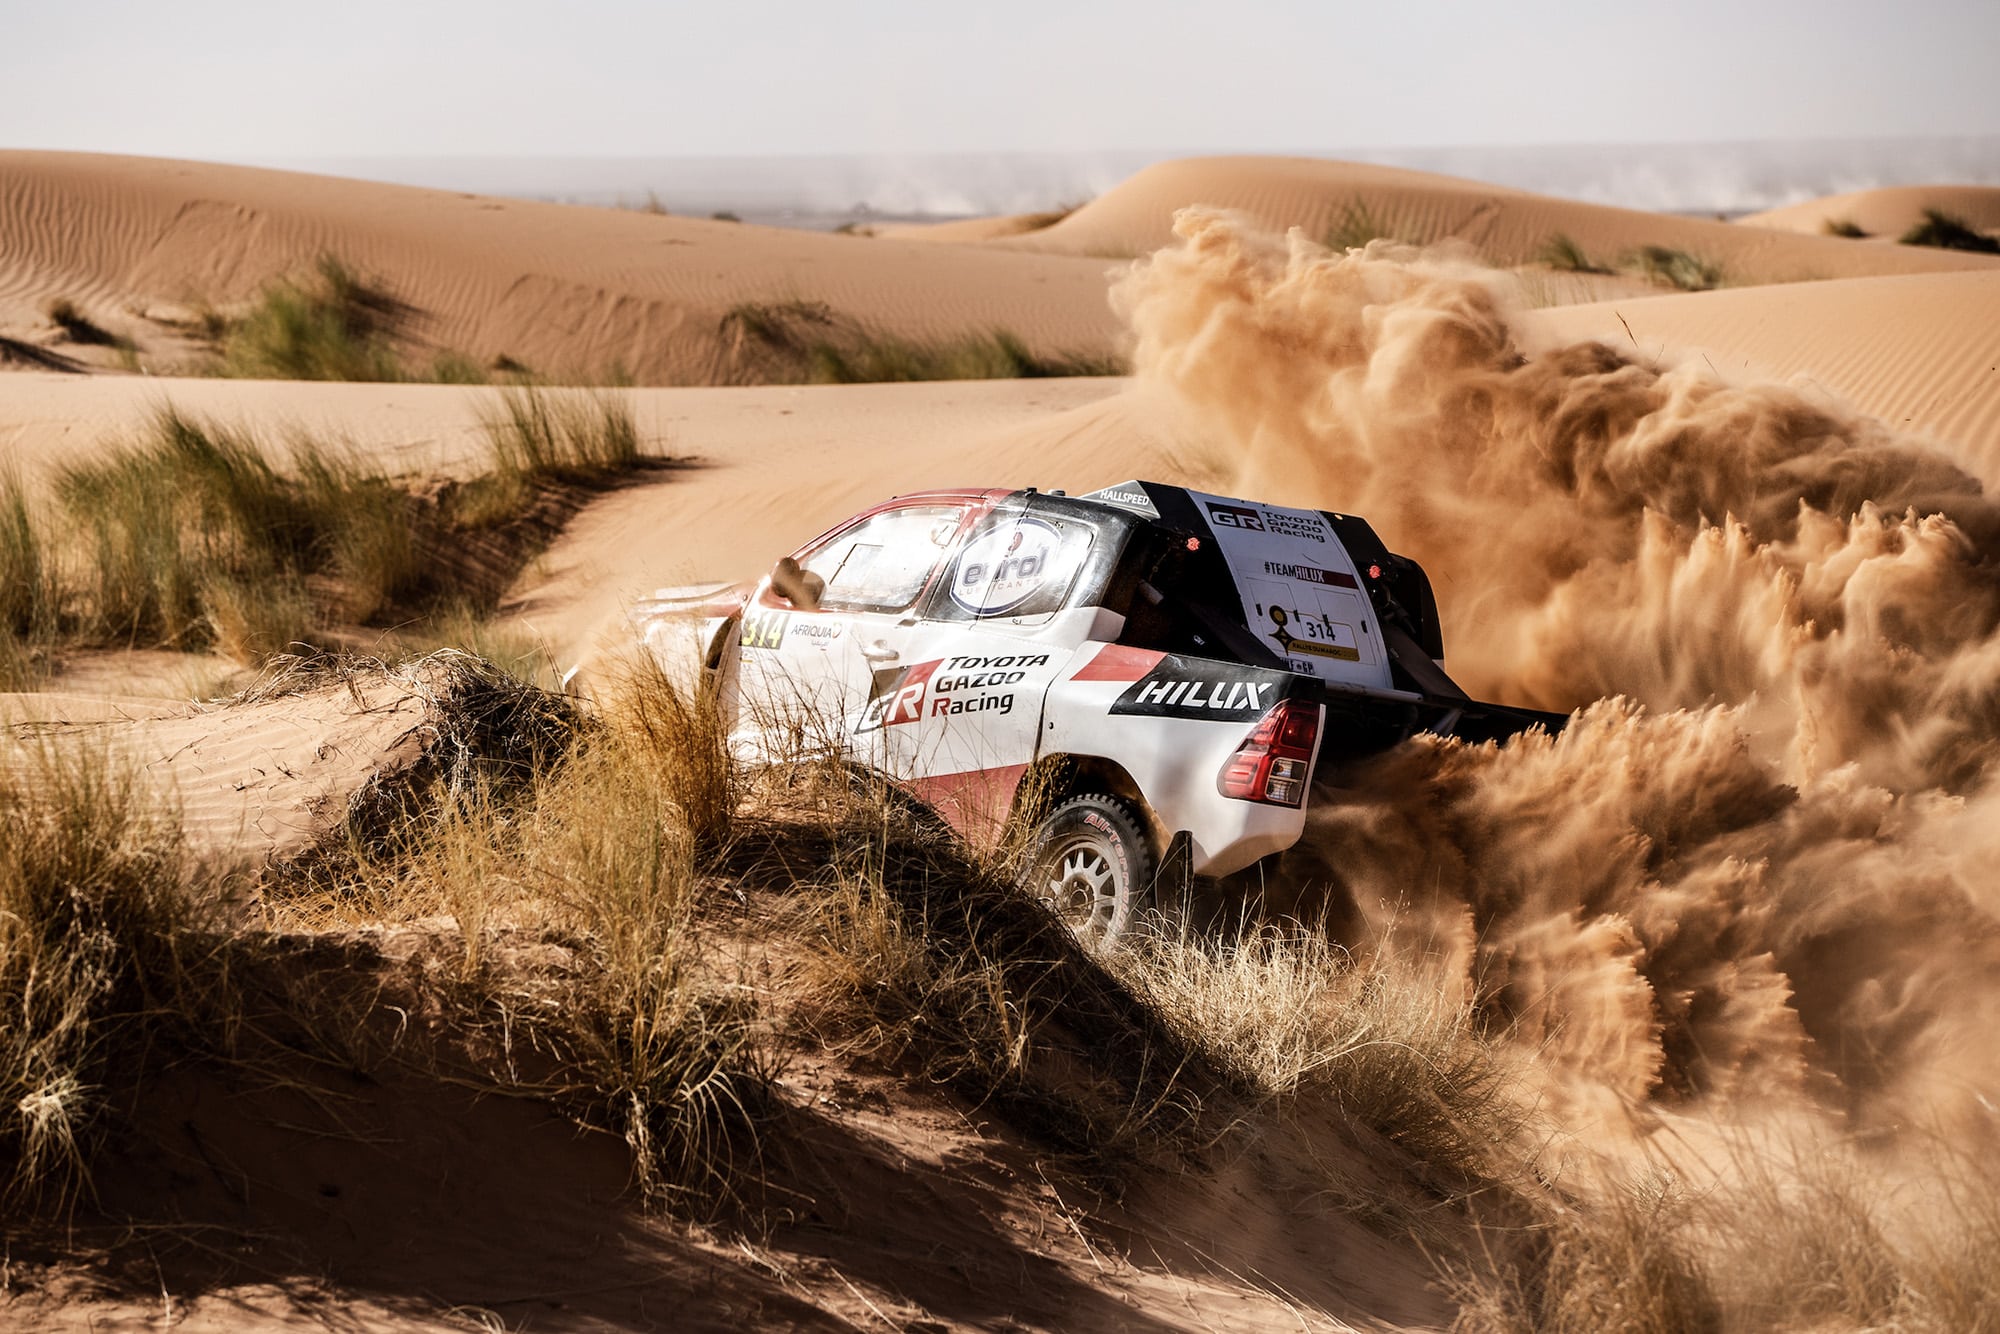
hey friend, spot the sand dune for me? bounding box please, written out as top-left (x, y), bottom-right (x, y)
top-left (1738, 184), bottom-right (2000, 239)
top-left (961, 156), bottom-right (2000, 287)
top-left (1527, 270), bottom-right (2000, 484)
top-left (0, 151), bottom-right (1125, 384)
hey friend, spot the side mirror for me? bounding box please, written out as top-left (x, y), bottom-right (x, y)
top-left (769, 556), bottom-right (824, 611)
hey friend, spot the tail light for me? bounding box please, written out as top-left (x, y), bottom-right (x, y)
top-left (1217, 699), bottom-right (1320, 807)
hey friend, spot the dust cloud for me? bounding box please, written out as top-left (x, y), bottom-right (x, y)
top-left (1113, 210), bottom-right (2000, 1151)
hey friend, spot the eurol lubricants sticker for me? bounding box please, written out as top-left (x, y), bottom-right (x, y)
top-left (951, 516), bottom-right (1062, 616)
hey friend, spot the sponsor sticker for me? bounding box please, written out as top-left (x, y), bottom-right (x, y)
top-left (1205, 503), bottom-right (1265, 532)
top-left (790, 620), bottom-right (843, 646)
top-left (1255, 509), bottom-right (1330, 544)
top-left (856, 659), bottom-right (942, 732)
top-left (1094, 488), bottom-right (1152, 509)
top-left (1108, 656), bottom-right (1291, 720)
top-left (951, 516), bottom-right (1064, 616)
top-left (1261, 559), bottom-right (1357, 589)
top-left (1205, 503), bottom-right (1328, 544)
top-left (855, 656), bottom-right (1045, 732)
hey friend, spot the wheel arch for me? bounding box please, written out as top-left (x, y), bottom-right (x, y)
top-left (1012, 753), bottom-right (1166, 855)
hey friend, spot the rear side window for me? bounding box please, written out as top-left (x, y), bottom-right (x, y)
top-left (929, 508), bottom-right (1096, 623)
top-left (800, 505), bottom-right (965, 613)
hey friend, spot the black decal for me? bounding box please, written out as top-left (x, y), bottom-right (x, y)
top-left (1109, 656), bottom-right (1292, 719)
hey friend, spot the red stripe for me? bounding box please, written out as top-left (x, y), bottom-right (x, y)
top-left (1069, 643), bottom-right (1165, 682)
top-left (904, 763), bottom-right (1030, 850)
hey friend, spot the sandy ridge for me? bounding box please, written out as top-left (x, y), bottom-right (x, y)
top-left (1737, 184), bottom-right (2000, 238)
top-left (0, 151), bottom-right (1126, 384)
top-left (919, 157), bottom-right (2000, 288)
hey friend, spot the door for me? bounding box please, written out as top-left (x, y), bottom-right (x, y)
top-left (863, 498), bottom-right (1105, 843)
top-left (732, 501), bottom-right (972, 763)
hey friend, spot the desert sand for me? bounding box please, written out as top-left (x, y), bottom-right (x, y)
top-left (7, 149), bottom-right (2000, 1332)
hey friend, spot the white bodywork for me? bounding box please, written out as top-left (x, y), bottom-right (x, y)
top-left (627, 485), bottom-right (1431, 879)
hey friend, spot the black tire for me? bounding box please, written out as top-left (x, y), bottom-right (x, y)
top-left (1020, 794), bottom-right (1158, 948)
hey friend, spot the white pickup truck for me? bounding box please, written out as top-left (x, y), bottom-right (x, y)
top-left (631, 481), bottom-right (1563, 944)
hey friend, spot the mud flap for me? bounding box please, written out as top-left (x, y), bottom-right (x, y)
top-left (1149, 829), bottom-right (1195, 929)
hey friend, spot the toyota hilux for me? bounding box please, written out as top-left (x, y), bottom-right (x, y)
top-left (625, 481), bottom-right (1565, 945)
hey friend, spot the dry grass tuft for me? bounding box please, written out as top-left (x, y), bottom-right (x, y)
top-left (1625, 245), bottom-right (1723, 291)
top-left (213, 256), bottom-right (415, 381)
top-left (9, 396), bottom-right (650, 664)
top-left (0, 746), bottom-right (230, 1210)
top-left (1119, 926), bottom-right (1518, 1184)
top-left (717, 300), bottom-right (1122, 384)
top-left (43, 298), bottom-right (133, 350)
top-left (758, 761), bottom-right (1205, 1169)
top-left (53, 408), bottom-right (426, 651)
top-left (480, 384), bottom-right (643, 481)
top-left (1324, 198), bottom-right (1402, 251)
top-left (1899, 208), bottom-right (2000, 254)
top-left (261, 651), bottom-right (768, 1212)
top-left (0, 474), bottom-right (56, 689)
top-left (1446, 1178), bottom-right (1721, 1334)
top-left (1537, 232), bottom-right (1611, 274)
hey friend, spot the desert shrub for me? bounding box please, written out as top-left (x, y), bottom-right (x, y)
top-left (1899, 208), bottom-right (2000, 254)
top-left (264, 652), bottom-right (765, 1211)
top-left (1119, 927), bottom-right (1517, 1182)
top-left (480, 384), bottom-right (642, 481)
top-left (215, 256), bottom-right (412, 381)
top-left (511, 663), bottom-right (760, 1206)
top-left (1822, 216), bottom-right (1869, 238)
top-left (773, 767), bottom-right (1203, 1167)
top-left (423, 349), bottom-right (491, 384)
top-left (43, 298), bottom-right (131, 350)
top-left (1447, 1179), bottom-right (1721, 1334)
top-left (54, 409), bottom-right (427, 650)
top-left (718, 301), bottom-right (1122, 384)
top-left (42, 398), bottom-right (648, 657)
top-left (809, 330), bottom-right (1121, 382)
top-left (0, 748), bottom-right (221, 1210)
top-left (1627, 245), bottom-right (1723, 291)
top-left (1325, 198), bottom-right (1401, 251)
top-left (1538, 233), bottom-right (1611, 274)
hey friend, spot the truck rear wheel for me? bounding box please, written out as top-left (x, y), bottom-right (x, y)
top-left (1021, 794), bottom-right (1157, 949)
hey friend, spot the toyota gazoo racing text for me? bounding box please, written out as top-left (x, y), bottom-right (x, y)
top-left (626, 482), bottom-right (1566, 945)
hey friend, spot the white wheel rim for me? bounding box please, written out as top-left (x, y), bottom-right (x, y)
top-left (1037, 833), bottom-right (1121, 936)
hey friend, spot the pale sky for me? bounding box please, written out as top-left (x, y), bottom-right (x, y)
top-left (5, 0), bottom-right (1996, 160)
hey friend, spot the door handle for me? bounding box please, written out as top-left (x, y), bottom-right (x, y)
top-left (861, 640), bottom-right (900, 663)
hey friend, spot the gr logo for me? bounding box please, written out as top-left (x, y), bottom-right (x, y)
top-left (1206, 504), bottom-right (1265, 531)
top-left (855, 659), bottom-right (943, 732)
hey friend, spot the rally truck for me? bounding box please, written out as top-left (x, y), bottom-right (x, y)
top-left (627, 481), bottom-right (1565, 946)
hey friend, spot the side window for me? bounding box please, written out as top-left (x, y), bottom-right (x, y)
top-left (797, 504), bottom-right (965, 614)
top-left (930, 508), bottom-right (1096, 623)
